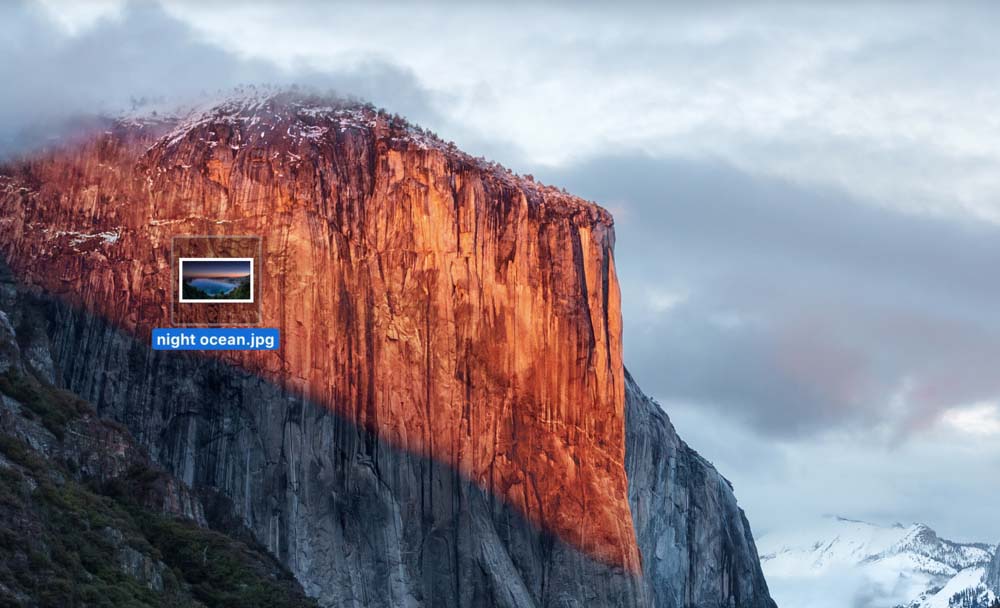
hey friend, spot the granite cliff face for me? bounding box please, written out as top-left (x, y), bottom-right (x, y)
top-left (0, 91), bottom-right (633, 572)
top-left (0, 91), bottom-right (774, 607)
top-left (987, 546), bottom-right (1000, 595)
top-left (0, 266), bottom-right (318, 607)
top-left (625, 371), bottom-right (775, 608)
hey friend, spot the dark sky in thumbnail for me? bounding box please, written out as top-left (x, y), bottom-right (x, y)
top-left (182, 259), bottom-right (251, 279)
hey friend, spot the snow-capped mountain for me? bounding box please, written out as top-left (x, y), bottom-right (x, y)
top-left (757, 516), bottom-right (996, 608)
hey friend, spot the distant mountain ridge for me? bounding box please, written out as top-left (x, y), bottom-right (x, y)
top-left (758, 516), bottom-right (998, 608)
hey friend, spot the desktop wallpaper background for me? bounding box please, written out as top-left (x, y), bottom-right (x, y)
top-left (0, 3), bottom-right (998, 608)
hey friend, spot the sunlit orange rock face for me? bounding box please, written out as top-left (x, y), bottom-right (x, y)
top-left (0, 92), bottom-right (638, 571)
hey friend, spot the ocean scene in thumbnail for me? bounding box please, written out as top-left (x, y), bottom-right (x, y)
top-left (180, 259), bottom-right (252, 301)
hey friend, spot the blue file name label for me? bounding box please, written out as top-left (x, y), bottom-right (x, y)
top-left (152, 328), bottom-right (279, 351)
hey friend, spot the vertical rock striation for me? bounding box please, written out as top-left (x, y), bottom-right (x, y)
top-left (987, 545), bottom-right (1000, 595)
top-left (0, 272), bottom-right (318, 607)
top-left (37, 299), bottom-right (643, 606)
top-left (0, 91), bottom-right (640, 606)
top-left (0, 90), bottom-right (775, 607)
top-left (626, 370), bottom-right (776, 608)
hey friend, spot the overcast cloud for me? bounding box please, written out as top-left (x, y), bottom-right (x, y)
top-left (544, 155), bottom-right (1000, 440)
top-left (542, 155), bottom-right (1000, 545)
top-left (4, 0), bottom-right (1000, 557)
top-left (0, 1), bottom-right (441, 153)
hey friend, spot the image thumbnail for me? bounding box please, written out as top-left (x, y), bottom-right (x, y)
top-left (179, 258), bottom-right (253, 303)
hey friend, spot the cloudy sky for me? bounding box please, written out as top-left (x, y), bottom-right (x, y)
top-left (5, 0), bottom-right (999, 563)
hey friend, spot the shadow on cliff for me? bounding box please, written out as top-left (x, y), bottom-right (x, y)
top-left (4, 266), bottom-right (644, 607)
